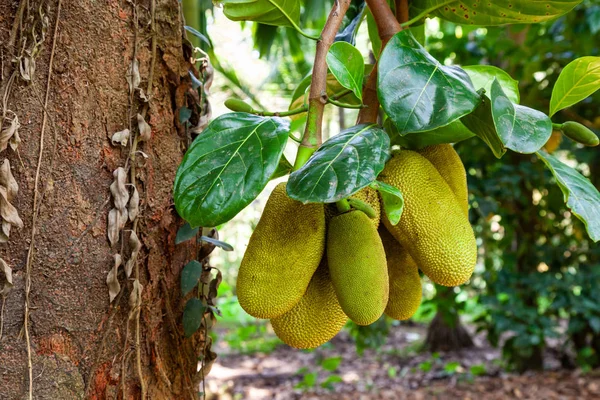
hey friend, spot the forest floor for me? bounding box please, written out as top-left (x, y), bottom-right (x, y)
top-left (205, 323), bottom-right (600, 399)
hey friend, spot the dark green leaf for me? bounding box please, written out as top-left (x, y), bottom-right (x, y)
top-left (184, 26), bottom-right (212, 47)
top-left (550, 56), bottom-right (600, 116)
top-left (321, 356), bottom-right (342, 371)
top-left (287, 124), bottom-right (390, 203)
top-left (199, 236), bottom-right (234, 251)
top-left (271, 155), bottom-right (293, 180)
top-left (181, 260), bottom-right (203, 296)
top-left (174, 113), bottom-right (289, 227)
top-left (176, 222), bottom-right (199, 244)
top-left (385, 118), bottom-right (474, 149)
top-left (410, 0), bottom-right (583, 26)
top-left (221, 0), bottom-right (300, 27)
top-left (464, 65), bottom-right (520, 103)
top-left (461, 94), bottom-right (507, 158)
top-left (490, 79), bottom-right (552, 153)
top-left (366, 9), bottom-right (382, 57)
top-left (537, 150), bottom-right (600, 242)
top-left (183, 298), bottom-right (205, 337)
top-left (327, 42), bottom-right (365, 100)
top-left (378, 30), bottom-right (479, 134)
top-left (335, 0), bottom-right (366, 44)
top-left (370, 180), bottom-right (403, 226)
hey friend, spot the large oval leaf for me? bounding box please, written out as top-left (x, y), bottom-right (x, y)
top-left (410, 0), bottom-right (583, 26)
top-left (490, 79), bottom-right (552, 154)
top-left (378, 30), bottom-right (479, 134)
top-left (385, 118), bottom-right (474, 149)
top-left (183, 298), bottom-right (206, 337)
top-left (327, 42), bottom-right (365, 100)
top-left (174, 113), bottom-right (289, 227)
top-left (221, 0), bottom-right (300, 27)
top-left (537, 150), bottom-right (600, 242)
top-left (287, 124), bottom-right (390, 203)
top-left (550, 56), bottom-right (600, 117)
top-left (461, 94), bottom-right (507, 158)
top-left (464, 65), bottom-right (520, 104)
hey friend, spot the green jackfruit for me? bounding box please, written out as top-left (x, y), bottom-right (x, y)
top-left (380, 151), bottom-right (476, 287)
top-left (237, 182), bottom-right (326, 318)
top-left (325, 186), bottom-right (381, 227)
top-left (327, 210), bottom-right (388, 325)
top-left (417, 144), bottom-right (468, 216)
top-left (271, 260), bottom-right (347, 349)
top-left (379, 228), bottom-right (422, 320)
top-left (560, 121), bottom-right (599, 147)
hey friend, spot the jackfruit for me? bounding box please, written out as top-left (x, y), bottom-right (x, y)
top-left (380, 151), bottom-right (476, 287)
top-left (327, 210), bottom-right (388, 325)
top-left (560, 121), bottom-right (599, 147)
top-left (417, 144), bottom-right (468, 216)
top-left (271, 260), bottom-right (347, 349)
top-left (325, 186), bottom-right (381, 227)
top-left (237, 182), bottom-right (326, 318)
top-left (379, 228), bottom-right (422, 320)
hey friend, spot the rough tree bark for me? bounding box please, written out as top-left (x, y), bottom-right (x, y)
top-left (425, 286), bottom-right (474, 353)
top-left (0, 1), bottom-right (205, 398)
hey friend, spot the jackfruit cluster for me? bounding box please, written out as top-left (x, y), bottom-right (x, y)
top-left (236, 145), bottom-right (476, 349)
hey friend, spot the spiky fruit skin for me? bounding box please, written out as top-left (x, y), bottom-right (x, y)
top-left (325, 186), bottom-right (381, 227)
top-left (379, 228), bottom-right (422, 320)
top-left (271, 261), bottom-right (347, 349)
top-left (237, 182), bottom-right (326, 319)
top-left (417, 144), bottom-right (468, 216)
top-left (327, 211), bottom-right (388, 325)
top-left (380, 151), bottom-right (476, 287)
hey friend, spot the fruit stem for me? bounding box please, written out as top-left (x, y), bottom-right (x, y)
top-left (552, 123), bottom-right (563, 131)
top-left (336, 199), bottom-right (351, 213)
top-left (293, 145), bottom-right (316, 171)
top-left (348, 198), bottom-right (377, 218)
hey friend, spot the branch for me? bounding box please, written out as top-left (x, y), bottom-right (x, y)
top-left (357, 0), bottom-right (403, 124)
top-left (296, 0), bottom-right (351, 169)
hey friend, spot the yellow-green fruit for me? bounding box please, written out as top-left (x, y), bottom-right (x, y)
top-left (271, 261), bottom-right (347, 349)
top-left (327, 210), bottom-right (388, 325)
top-left (417, 144), bottom-right (468, 216)
top-left (237, 182), bottom-right (326, 318)
top-left (560, 121), bottom-right (600, 147)
top-left (380, 151), bottom-right (476, 287)
top-left (325, 186), bottom-right (381, 227)
top-left (379, 228), bottom-right (422, 320)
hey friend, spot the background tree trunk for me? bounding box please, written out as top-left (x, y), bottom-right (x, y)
top-left (0, 1), bottom-right (204, 398)
top-left (425, 286), bottom-right (474, 352)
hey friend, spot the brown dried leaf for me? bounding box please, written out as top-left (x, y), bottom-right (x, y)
top-left (0, 258), bottom-right (13, 297)
top-left (127, 59), bottom-right (141, 93)
top-left (0, 115), bottom-right (20, 152)
top-left (111, 129), bottom-right (130, 147)
top-left (0, 221), bottom-right (11, 243)
top-left (19, 57), bottom-right (35, 81)
top-left (110, 167), bottom-right (129, 210)
top-left (208, 269), bottom-right (222, 306)
top-left (128, 279), bottom-right (143, 311)
top-left (125, 230), bottom-right (141, 278)
top-left (0, 159), bottom-right (18, 201)
top-left (0, 186), bottom-right (23, 229)
top-left (136, 114), bottom-right (151, 142)
top-left (128, 185), bottom-right (139, 222)
top-left (106, 254), bottom-right (122, 302)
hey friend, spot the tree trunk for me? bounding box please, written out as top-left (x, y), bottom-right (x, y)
top-left (0, 1), bottom-right (204, 399)
top-left (425, 287), bottom-right (473, 352)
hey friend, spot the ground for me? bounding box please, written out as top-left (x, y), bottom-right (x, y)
top-left (205, 324), bottom-right (600, 399)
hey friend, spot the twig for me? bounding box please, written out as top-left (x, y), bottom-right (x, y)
top-left (8, 0), bottom-right (27, 50)
top-left (396, 0), bottom-right (409, 23)
top-left (0, 296), bottom-right (6, 340)
top-left (23, 2), bottom-right (62, 398)
top-left (358, 0), bottom-right (403, 124)
top-left (295, 0), bottom-right (352, 169)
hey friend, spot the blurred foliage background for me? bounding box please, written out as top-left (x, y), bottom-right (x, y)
top-left (183, 0), bottom-right (600, 381)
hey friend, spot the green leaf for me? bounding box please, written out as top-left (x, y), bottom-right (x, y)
top-left (550, 56), bottom-right (600, 117)
top-left (271, 155), bottom-right (293, 180)
top-left (287, 124), bottom-right (390, 203)
top-left (327, 42), bottom-right (365, 100)
top-left (334, 0), bottom-right (366, 44)
top-left (221, 0), bottom-right (300, 27)
top-left (378, 30), bottom-right (479, 134)
top-left (385, 118), bottom-right (474, 149)
top-left (537, 150), bottom-right (600, 242)
top-left (176, 223), bottom-right (199, 244)
top-left (370, 180), bottom-right (404, 226)
top-left (174, 113), bottom-right (289, 228)
top-left (366, 9), bottom-right (382, 57)
top-left (461, 94), bottom-right (506, 158)
top-left (490, 79), bottom-right (552, 154)
top-left (181, 260), bottom-right (203, 296)
top-left (321, 356), bottom-right (342, 371)
top-left (199, 236), bottom-right (234, 251)
top-left (410, 0), bottom-right (583, 26)
top-left (463, 65), bottom-right (520, 104)
top-left (320, 375), bottom-right (343, 390)
top-left (184, 26), bottom-right (212, 47)
top-left (183, 298), bottom-right (206, 337)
